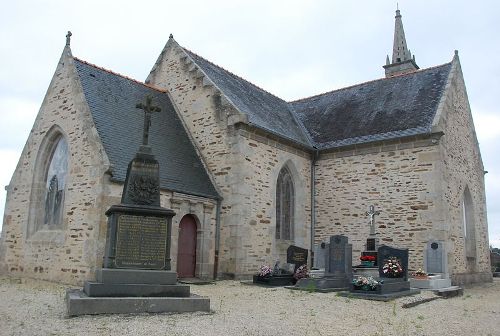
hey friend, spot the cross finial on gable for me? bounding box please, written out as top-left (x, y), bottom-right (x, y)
top-left (66, 31), bottom-right (72, 46)
top-left (136, 95), bottom-right (161, 147)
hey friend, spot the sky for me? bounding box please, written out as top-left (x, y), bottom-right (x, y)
top-left (0, 0), bottom-right (499, 246)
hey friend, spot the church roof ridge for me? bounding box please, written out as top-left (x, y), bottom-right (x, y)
top-left (290, 61), bottom-right (452, 104)
top-left (181, 47), bottom-right (288, 104)
top-left (73, 57), bottom-right (168, 94)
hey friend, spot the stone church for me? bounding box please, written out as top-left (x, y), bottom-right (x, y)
top-left (0, 10), bottom-right (491, 285)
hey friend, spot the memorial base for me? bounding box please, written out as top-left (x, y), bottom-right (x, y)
top-left (66, 269), bottom-right (210, 316)
top-left (291, 274), bottom-right (350, 292)
top-left (410, 274), bottom-right (452, 290)
top-left (66, 290), bottom-right (210, 316)
top-left (252, 275), bottom-right (294, 286)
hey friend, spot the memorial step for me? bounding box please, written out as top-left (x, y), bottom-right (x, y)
top-left (66, 289), bottom-right (210, 316)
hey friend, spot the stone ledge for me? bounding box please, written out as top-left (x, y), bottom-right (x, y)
top-left (96, 269), bottom-right (177, 285)
top-left (66, 289), bottom-right (210, 317)
top-left (84, 282), bottom-right (190, 297)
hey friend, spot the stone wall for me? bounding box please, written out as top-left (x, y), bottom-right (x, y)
top-left (433, 57), bottom-right (491, 283)
top-left (314, 137), bottom-right (443, 272)
top-left (0, 47), bottom-right (110, 284)
top-left (146, 41), bottom-right (238, 276)
top-left (234, 128), bottom-right (312, 276)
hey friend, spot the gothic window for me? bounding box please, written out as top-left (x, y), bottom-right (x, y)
top-left (462, 186), bottom-right (476, 259)
top-left (276, 166), bottom-right (294, 240)
top-left (41, 136), bottom-right (68, 230)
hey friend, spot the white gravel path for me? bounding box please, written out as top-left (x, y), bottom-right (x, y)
top-left (0, 276), bottom-right (499, 336)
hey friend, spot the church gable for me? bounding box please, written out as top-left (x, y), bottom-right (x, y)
top-left (74, 59), bottom-right (219, 199)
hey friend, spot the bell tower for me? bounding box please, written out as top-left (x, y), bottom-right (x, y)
top-left (383, 8), bottom-right (419, 77)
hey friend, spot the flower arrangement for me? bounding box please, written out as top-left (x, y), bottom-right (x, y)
top-left (257, 264), bottom-right (273, 277)
top-left (412, 268), bottom-right (428, 278)
top-left (382, 257), bottom-right (404, 278)
top-left (293, 264), bottom-right (309, 280)
top-left (359, 255), bottom-right (376, 262)
top-left (352, 276), bottom-right (382, 290)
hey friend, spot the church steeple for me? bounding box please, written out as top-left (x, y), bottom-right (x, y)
top-left (383, 8), bottom-right (419, 78)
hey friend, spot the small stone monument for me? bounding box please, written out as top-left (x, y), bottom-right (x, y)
top-left (294, 235), bottom-right (352, 291)
top-left (410, 240), bottom-right (452, 290)
top-left (66, 96), bottom-right (210, 316)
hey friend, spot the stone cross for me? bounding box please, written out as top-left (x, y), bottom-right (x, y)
top-left (366, 205), bottom-right (381, 235)
top-left (66, 31), bottom-right (72, 46)
top-left (136, 95), bottom-right (161, 146)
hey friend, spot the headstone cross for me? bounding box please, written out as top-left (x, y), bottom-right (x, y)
top-left (136, 95), bottom-right (161, 146)
top-left (366, 205), bottom-right (381, 235)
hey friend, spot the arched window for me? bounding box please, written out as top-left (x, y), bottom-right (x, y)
top-left (276, 166), bottom-right (294, 240)
top-left (462, 186), bottom-right (476, 259)
top-left (41, 136), bottom-right (68, 230)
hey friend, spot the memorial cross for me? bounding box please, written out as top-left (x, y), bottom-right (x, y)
top-left (136, 95), bottom-right (161, 146)
top-left (366, 205), bottom-right (381, 235)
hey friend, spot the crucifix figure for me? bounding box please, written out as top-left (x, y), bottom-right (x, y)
top-left (365, 205), bottom-right (381, 235)
top-left (136, 95), bottom-right (161, 147)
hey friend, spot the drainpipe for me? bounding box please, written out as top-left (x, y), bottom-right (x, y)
top-left (213, 198), bottom-right (222, 280)
top-left (310, 149), bottom-right (318, 267)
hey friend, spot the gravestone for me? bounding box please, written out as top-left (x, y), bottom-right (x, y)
top-left (425, 241), bottom-right (447, 275)
top-left (411, 240), bottom-right (452, 290)
top-left (66, 96), bottom-right (209, 316)
top-left (378, 245), bottom-right (409, 281)
top-left (326, 235), bottom-right (352, 276)
top-left (313, 241), bottom-right (328, 269)
top-left (287, 245), bottom-right (308, 271)
top-left (294, 235), bottom-right (352, 291)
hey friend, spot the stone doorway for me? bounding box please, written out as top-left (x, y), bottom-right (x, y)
top-left (177, 215), bottom-right (197, 278)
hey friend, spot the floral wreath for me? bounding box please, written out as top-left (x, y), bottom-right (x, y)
top-left (293, 264), bottom-right (309, 280)
top-left (382, 256), bottom-right (404, 278)
top-left (352, 276), bottom-right (382, 290)
top-left (257, 264), bottom-right (273, 277)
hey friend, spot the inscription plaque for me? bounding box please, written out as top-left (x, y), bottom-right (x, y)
top-left (115, 214), bottom-right (168, 269)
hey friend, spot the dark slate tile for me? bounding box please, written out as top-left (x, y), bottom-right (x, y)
top-left (74, 59), bottom-right (219, 199)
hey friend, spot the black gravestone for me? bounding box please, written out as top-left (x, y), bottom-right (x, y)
top-left (378, 245), bottom-right (409, 281)
top-left (287, 245), bottom-right (308, 271)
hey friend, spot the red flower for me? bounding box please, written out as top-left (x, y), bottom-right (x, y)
top-left (360, 255), bottom-right (376, 261)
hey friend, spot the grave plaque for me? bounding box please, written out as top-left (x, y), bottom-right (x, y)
top-left (425, 240), bottom-right (446, 274)
top-left (115, 214), bottom-right (168, 269)
top-left (287, 245), bottom-right (308, 270)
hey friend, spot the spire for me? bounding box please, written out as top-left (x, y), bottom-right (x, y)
top-left (383, 8), bottom-right (419, 78)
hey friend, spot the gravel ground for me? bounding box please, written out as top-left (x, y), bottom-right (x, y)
top-left (0, 276), bottom-right (499, 336)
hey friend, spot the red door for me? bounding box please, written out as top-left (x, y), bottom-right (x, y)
top-left (177, 215), bottom-right (197, 278)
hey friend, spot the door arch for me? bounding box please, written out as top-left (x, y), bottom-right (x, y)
top-left (177, 215), bottom-right (197, 278)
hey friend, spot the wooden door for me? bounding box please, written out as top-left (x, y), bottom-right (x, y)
top-left (177, 215), bottom-right (197, 278)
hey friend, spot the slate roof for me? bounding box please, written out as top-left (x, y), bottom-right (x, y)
top-left (182, 47), bottom-right (452, 151)
top-left (74, 58), bottom-right (219, 199)
top-left (291, 63), bottom-right (452, 149)
top-left (183, 49), bottom-right (312, 147)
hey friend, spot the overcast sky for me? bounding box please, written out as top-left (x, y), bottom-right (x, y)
top-left (1, 0), bottom-right (499, 246)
